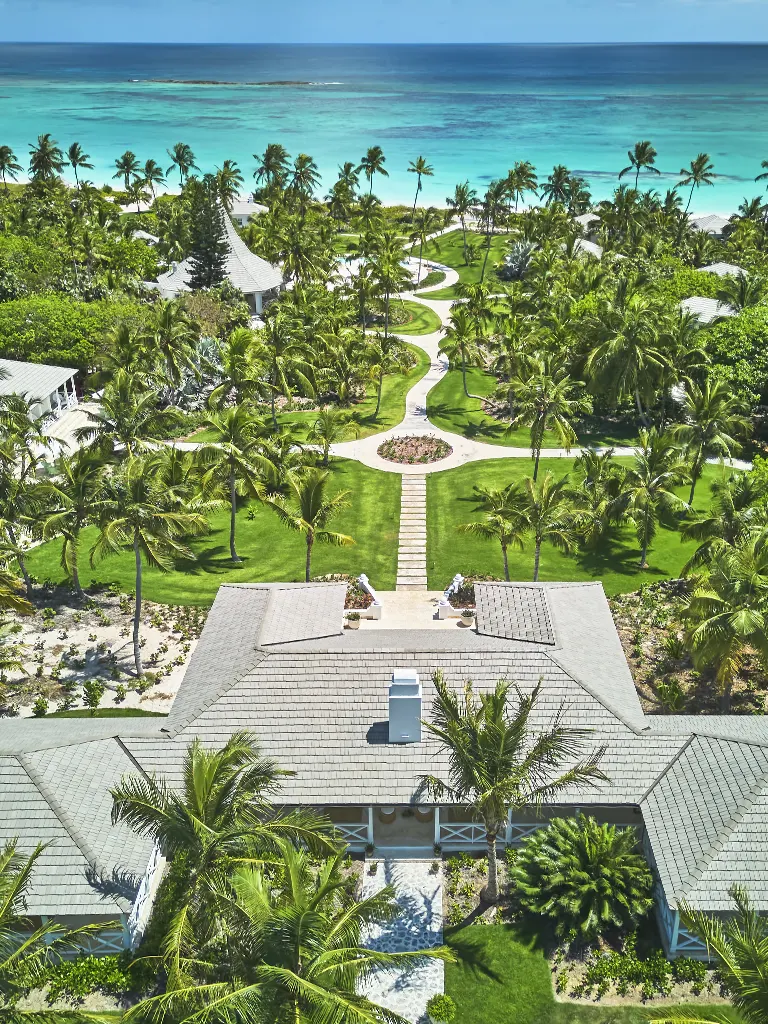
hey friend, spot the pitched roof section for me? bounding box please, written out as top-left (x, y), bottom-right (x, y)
top-left (641, 735), bottom-right (768, 908)
top-left (699, 262), bottom-right (745, 277)
top-left (475, 583), bottom-right (555, 644)
top-left (0, 358), bottom-right (76, 399)
top-left (259, 583), bottom-right (346, 646)
top-left (156, 212), bottom-right (282, 297)
top-left (680, 296), bottom-right (737, 325)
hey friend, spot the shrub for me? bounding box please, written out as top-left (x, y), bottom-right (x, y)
top-left (43, 954), bottom-right (138, 1004)
top-left (32, 695), bottom-right (48, 717)
top-left (426, 994), bottom-right (456, 1023)
top-left (511, 815), bottom-right (654, 940)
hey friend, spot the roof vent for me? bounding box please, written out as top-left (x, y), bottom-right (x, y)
top-left (389, 669), bottom-right (421, 744)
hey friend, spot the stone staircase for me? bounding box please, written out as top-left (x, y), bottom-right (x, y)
top-left (396, 476), bottom-right (427, 591)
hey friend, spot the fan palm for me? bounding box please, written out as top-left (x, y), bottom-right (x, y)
top-left (357, 145), bottom-right (388, 194)
top-left (619, 140), bottom-right (661, 190)
top-left (506, 361), bottom-right (592, 481)
top-left (507, 472), bottom-right (578, 581)
top-left (624, 429), bottom-right (689, 569)
top-left (679, 154), bottom-right (716, 213)
top-left (408, 154), bottom-right (434, 219)
top-left (91, 457), bottom-right (208, 676)
top-left (457, 484), bottom-right (525, 580)
top-left (166, 142), bottom-right (199, 188)
top-left (66, 142), bottom-right (93, 186)
top-left (262, 467), bottom-right (354, 582)
top-left (0, 146), bottom-right (22, 190)
top-left (682, 536), bottom-right (768, 710)
top-left (196, 406), bottom-right (268, 563)
top-left (27, 133), bottom-right (65, 182)
top-left (113, 149), bottom-right (141, 190)
top-left (419, 672), bottom-right (607, 903)
top-left (38, 451), bottom-right (107, 598)
top-left (672, 378), bottom-right (749, 505)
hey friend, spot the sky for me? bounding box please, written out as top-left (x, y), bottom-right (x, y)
top-left (2, 0), bottom-right (768, 44)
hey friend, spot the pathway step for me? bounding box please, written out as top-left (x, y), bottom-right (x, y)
top-left (396, 475), bottom-right (428, 592)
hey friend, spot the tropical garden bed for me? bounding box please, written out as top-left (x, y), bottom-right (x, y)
top-left (378, 434), bottom-right (453, 464)
top-left (311, 572), bottom-right (374, 609)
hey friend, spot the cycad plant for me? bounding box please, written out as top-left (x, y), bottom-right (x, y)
top-left (510, 814), bottom-right (654, 941)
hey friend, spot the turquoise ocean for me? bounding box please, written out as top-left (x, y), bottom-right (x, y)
top-left (2, 43), bottom-right (768, 214)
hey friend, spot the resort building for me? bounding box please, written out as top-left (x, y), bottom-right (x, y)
top-left (689, 213), bottom-right (731, 238)
top-left (680, 296), bottom-right (737, 325)
top-left (152, 212), bottom-right (282, 313)
top-left (2, 580), bottom-right (768, 958)
top-left (699, 261), bottom-right (745, 278)
top-left (0, 358), bottom-right (79, 421)
top-left (229, 195), bottom-right (269, 227)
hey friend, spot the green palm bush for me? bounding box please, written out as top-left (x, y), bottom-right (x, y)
top-left (510, 815), bottom-right (654, 941)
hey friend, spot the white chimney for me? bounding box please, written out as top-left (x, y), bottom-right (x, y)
top-left (389, 669), bottom-right (422, 743)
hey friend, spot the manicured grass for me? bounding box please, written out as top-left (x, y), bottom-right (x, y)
top-left (389, 299), bottom-right (442, 336)
top-left (417, 230), bottom-right (508, 299)
top-left (426, 458), bottom-right (732, 595)
top-left (446, 924), bottom-right (726, 1024)
top-left (27, 459), bottom-right (401, 605)
top-left (428, 368), bottom-right (639, 449)
top-left (182, 343), bottom-right (431, 444)
top-left (46, 708), bottom-right (167, 718)
top-left (415, 269), bottom-right (446, 290)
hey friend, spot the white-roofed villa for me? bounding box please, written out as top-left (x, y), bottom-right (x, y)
top-left (0, 357), bottom-right (78, 421)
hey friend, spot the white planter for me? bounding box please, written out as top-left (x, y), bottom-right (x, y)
top-left (346, 618), bottom-right (361, 629)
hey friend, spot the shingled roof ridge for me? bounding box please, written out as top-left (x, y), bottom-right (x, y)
top-left (168, 649), bottom-right (270, 738)
top-left (639, 733), bottom-right (696, 802)
top-left (17, 750), bottom-right (125, 909)
top-left (679, 752), bottom-right (768, 899)
top-left (545, 650), bottom-right (645, 734)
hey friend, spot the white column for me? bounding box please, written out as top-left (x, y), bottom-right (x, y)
top-left (434, 806), bottom-right (441, 847)
top-left (505, 807), bottom-right (513, 845)
top-left (366, 806), bottom-right (374, 847)
top-left (670, 910), bottom-right (680, 957)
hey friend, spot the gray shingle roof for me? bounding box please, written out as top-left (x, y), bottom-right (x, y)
top-left (475, 583), bottom-right (555, 644)
top-left (156, 212), bottom-right (282, 297)
top-left (699, 262), bottom-right (745, 278)
top-left (680, 296), bottom-right (737, 324)
top-left (0, 358), bottom-right (76, 400)
top-left (259, 583), bottom-right (346, 646)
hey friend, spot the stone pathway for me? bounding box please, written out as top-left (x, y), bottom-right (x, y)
top-left (397, 476), bottom-right (428, 591)
top-left (360, 859), bottom-right (444, 1024)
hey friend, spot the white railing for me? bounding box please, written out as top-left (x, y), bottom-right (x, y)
top-left (676, 926), bottom-right (708, 958)
top-left (507, 823), bottom-right (544, 844)
top-left (127, 843), bottom-right (164, 950)
top-left (357, 574), bottom-right (382, 619)
top-left (439, 822), bottom-right (486, 846)
top-left (335, 822), bottom-right (369, 845)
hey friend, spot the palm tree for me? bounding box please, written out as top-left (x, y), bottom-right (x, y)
top-left (0, 840), bottom-right (107, 1023)
top-left (672, 378), bottom-right (750, 505)
top-left (288, 153), bottom-right (321, 208)
top-left (681, 472), bottom-right (768, 575)
top-left (125, 177), bottom-right (149, 214)
top-left (446, 180), bottom-right (478, 260)
top-left (408, 154), bottom-right (434, 219)
top-left (257, 310), bottom-right (316, 432)
top-left (365, 333), bottom-right (410, 419)
top-left (262, 468), bottom-right (354, 582)
top-left (439, 305), bottom-right (483, 400)
top-left (409, 206), bottom-right (442, 282)
top-left (624, 429), bottom-right (689, 569)
top-left (113, 149), bottom-right (141, 190)
top-left (679, 153), bottom-right (716, 213)
top-left (197, 406), bottom-right (266, 564)
top-left (91, 457), bottom-right (208, 676)
top-left (716, 272), bottom-right (766, 311)
top-left (308, 406), bottom-right (357, 466)
top-left (419, 672), bottom-right (607, 903)
top-left (357, 145), bottom-right (388, 194)
top-left (682, 537), bottom-right (768, 710)
top-left (126, 841), bottom-right (448, 1024)
top-left (367, 228), bottom-right (411, 340)
top-left (39, 451), bottom-right (107, 598)
top-left (215, 158), bottom-right (244, 211)
top-left (28, 133), bottom-right (65, 182)
top-left (508, 160), bottom-right (538, 212)
top-left (539, 165), bottom-right (572, 206)
top-left (142, 158), bottom-right (166, 198)
top-left (619, 140), bottom-right (661, 190)
top-left (143, 298), bottom-right (200, 388)
top-left (508, 472), bottom-right (577, 581)
top-left (166, 141), bottom-right (199, 188)
top-left (253, 142), bottom-right (290, 189)
top-left (458, 485), bottom-right (525, 580)
top-left (507, 362), bottom-right (592, 481)
top-left (0, 146), bottom-right (22, 190)
top-left (570, 448), bottom-right (629, 549)
top-left (66, 141), bottom-right (93, 185)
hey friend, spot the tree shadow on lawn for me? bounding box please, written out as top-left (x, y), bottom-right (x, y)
top-left (429, 401), bottom-right (506, 441)
top-left (445, 925), bottom-right (502, 983)
top-left (573, 536), bottom-right (669, 581)
top-left (173, 545), bottom-right (253, 576)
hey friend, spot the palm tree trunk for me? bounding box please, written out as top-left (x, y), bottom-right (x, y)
top-left (384, 290), bottom-right (390, 341)
top-left (640, 507), bottom-right (650, 569)
top-left (305, 533), bottom-right (313, 582)
top-left (533, 541), bottom-right (541, 582)
top-left (133, 533), bottom-right (144, 678)
top-left (375, 371), bottom-right (383, 419)
top-left (7, 525), bottom-right (31, 596)
top-left (502, 542), bottom-right (510, 582)
top-left (533, 447), bottom-right (541, 482)
top-left (720, 673), bottom-right (733, 713)
top-left (229, 469), bottom-right (241, 563)
top-left (411, 179), bottom-right (419, 222)
top-left (635, 167), bottom-right (640, 190)
top-left (634, 388), bottom-right (649, 427)
top-left (462, 358), bottom-right (471, 399)
top-left (418, 238), bottom-right (424, 283)
top-left (460, 216), bottom-right (467, 260)
top-left (271, 380), bottom-right (279, 434)
top-left (69, 533), bottom-right (84, 599)
top-left (685, 184), bottom-right (695, 214)
top-left (688, 448), bottom-right (703, 506)
top-left (482, 830), bottom-right (500, 903)
top-left (480, 232), bottom-right (492, 282)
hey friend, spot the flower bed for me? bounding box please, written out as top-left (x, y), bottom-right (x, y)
top-left (311, 573), bottom-right (373, 609)
top-left (377, 435), bottom-right (452, 464)
top-left (441, 574), bottom-right (503, 609)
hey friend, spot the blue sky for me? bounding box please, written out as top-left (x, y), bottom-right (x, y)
top-left (2, 0), bottom-right (766, 43)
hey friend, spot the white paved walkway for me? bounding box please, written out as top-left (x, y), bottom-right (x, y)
top-left (397, 476), bottom-right (428, 591)
top-left (360, 859), bottom-right (444, 1024)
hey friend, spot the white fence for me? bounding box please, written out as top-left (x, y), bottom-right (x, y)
top-left (127, 843), bottom-right (165, 950)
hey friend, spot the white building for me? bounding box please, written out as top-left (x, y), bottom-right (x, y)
top-left (699, 261), bottom-right (745, 278)
top-left (229, 196), bottom-right (268, 227)
top-left (0, 358), bottom-right (78, 420)
top-left (680, 296), bottom-right (737, 325)
top-left (689, 213), bottom-right (731, 238)
top-left (153, 212), bottom-right (282, 314)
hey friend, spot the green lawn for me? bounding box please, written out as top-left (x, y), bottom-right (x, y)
top-left (46, 708), bottom-right (167, 718)
top-left (428, 368), bottom-right (639, 449)
top-left (389, 299), bottom-right (442, 336)
top-left (427, 458), bottom-right (732, 595)
top-left (183, 343), bottom-right (430, 444)
top-left (417, 230), bottom-right (508, 299)
top-left (27, 459), bottom-right (401, 604)
top-left (446, 924), bottom-right (726, 1024)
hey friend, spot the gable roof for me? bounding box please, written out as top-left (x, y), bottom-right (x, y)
top-left (475, 583), bottom-right (555, 644)
top-left (690, 213), bottom-right (731, 235)
top-left (699, 262), bottom-right (745, 278)
top-left (156, 212), bottom-right (282, 297)
top-left (0, 358), bottom-right (76, 400)
top-left (680, 296), bottom-right (737, 324)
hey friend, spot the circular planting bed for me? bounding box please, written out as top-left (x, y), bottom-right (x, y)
top-left (377, 435), bottom-right (453, 465)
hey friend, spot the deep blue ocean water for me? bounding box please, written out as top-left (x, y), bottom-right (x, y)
top-left (1, 43), bottom-right (768, 212)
